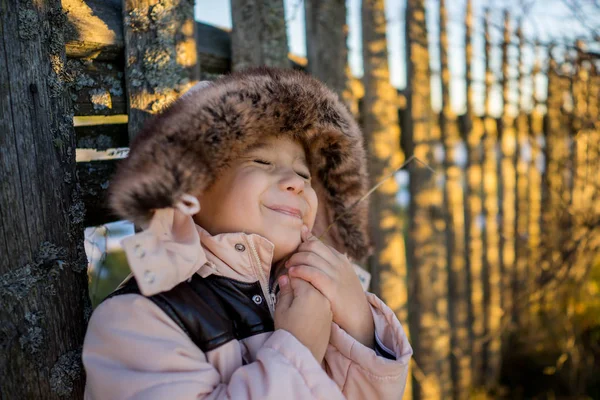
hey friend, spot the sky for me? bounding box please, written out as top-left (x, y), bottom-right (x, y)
top-left (194, 0), bottom-right (599, 116)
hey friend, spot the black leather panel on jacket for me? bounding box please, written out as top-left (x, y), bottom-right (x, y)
top-left (106, 274), bottom-right (274, 352)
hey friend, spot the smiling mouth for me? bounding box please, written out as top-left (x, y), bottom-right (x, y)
top-left (265, 206), bottom-right (303, 220)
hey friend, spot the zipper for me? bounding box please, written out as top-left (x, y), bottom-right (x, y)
top-left (246, 236), bottom-right (276, 317)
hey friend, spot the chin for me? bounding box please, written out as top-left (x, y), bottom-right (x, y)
top-left (269, 235), bottom-right (301, 262)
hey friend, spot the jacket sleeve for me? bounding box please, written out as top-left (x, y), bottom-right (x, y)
top-left (83, 294), bottom-right (344, 400)
top-left (323, 292), bottom-right (413, 399)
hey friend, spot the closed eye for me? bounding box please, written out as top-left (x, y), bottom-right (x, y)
top-left (253, 159), bottom-right (272, 165)
top-left (296, 171), bottom-right (311, 180)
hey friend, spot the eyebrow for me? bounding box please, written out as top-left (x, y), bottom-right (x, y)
top-left (246, 141), bottom-right (308, 163)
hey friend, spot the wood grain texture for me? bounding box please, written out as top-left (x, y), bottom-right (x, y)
top-left (230, 0), bottom-right (289, 70)
top-left (122, 0), bottom-right (200, 140)
top-left (0, 0), bottom-right (89, 397)
top-left (77, 160), bottom-right (120, 227)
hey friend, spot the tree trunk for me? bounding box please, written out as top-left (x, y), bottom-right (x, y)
top-left (0, 0), bottom-right (89, 397)
top-left (405, 0), bottom-right (451, 397)
top-left (463, 0), bottom-right (485, 388)
top-left (230, 0), bottom-right (289, 70)
top-left (439, 0), bottom-right (471, 397)
top-left (481, 9), bottom-right (502, 388)
top-left (361, 1), bottom-right (411, 398)
top-left (122, 0), bottom-right (199, 141)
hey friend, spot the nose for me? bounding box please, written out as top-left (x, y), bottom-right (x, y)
top-left (278, 168), bottom-right (305, 194)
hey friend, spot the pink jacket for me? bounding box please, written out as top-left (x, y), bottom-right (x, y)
top-left (83, 208), bottom-right (412, 399)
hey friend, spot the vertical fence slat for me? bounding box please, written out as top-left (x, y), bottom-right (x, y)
top-left (361, 1), bottom-right (411, 398)
top-left (405, 0), bottom-right (451, 397)
top-left (462, 0), bottom-right (487, 389)
top-left (482, 9), bottom-right (503, 388)
top-left (499, 10), bottom-right (517, 343)
top-left (0, 0), bottom-right (89, 396)
top-left (527, 45), bottom-right (544, 326)
top-left (439, 0), bottom-right (472, 397)
top-left (122, 0), bottom-right (200, 141)
top-left (514, 24), bottom-right (531, 329)
top-left (230, 0), bottom-right (289, 70)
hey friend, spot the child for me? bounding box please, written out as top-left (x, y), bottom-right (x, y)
top-left (83, 67), bottom-right (412, 399)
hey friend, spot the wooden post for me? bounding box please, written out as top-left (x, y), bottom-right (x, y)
top-left (122, 0), bottom-right (200, 141)
top-left (499, 10), bottom-right (517, 342)
top-left (405, 0), bottom-right (451, 398)
top-left (304, 0), bottom-right (359, 116)
top-left (482, 9), bottom-right (502, 388)
top-left (439, 0), bottom-right (472, 397)
top-left (540, 48), bottom-right (575, 292)
top-left (305, 0), bottom-right (347, 96)
top-left (230, 0), bottom-right (289, 70)
top-left (514, 24), bottom-right (530, 329)
top-left (0, 0), bottom-right (89, 397)
top-left (526, 43), bottom-right (544, 329)
top-left (361, 1), bottom-right (411, 398)
top-left (463, 0), bottom-right (486, 387)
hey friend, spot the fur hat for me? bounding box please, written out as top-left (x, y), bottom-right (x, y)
top-left (109, 67), bottom-right (370, 260)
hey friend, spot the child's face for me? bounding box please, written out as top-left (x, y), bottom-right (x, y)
top-left (193, 136), bottom-right (318, 262)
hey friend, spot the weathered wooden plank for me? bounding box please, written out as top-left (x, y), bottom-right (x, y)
top-left (67, 59), bottom-right (127, 116)
top-left (63, 0), bottom-right (124, 61)
top-left (361, 1), bottom-right (411, 399)
top-left (481, 9), bottom-right (502, 387)
top-left (0, 0), bottom-right (88, 397)
top-left (76, 123), bottom-right (129, 149)
top-left (230, 0), bottom-right (289, 70)
top-left (63, 0), bottom-right (232, 75)
top-left (122, 0), bottom-right (200, 140)
top-left (77, 160), bottom-right (120, 227)
top-left (439, 0), bottom-right (471, 396)
top-left (404, 0), bottom-right (451, 397)
top-left (305, 0), bottom-right (347, 97)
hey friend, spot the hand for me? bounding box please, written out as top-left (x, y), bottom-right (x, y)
top-left (285, 226), bottom-right (375, 349)
top-left (274, 274), bottom-right (333, 363)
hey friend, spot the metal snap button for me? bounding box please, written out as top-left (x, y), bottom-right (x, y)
top-left (252, 294), bottom-right (263, 305)
top-left (134, 244), bottom-right (145, 258)
top-left (235, 243), bottom-right (246, 252)
top-left (144, 270), bottom-right (155, 284)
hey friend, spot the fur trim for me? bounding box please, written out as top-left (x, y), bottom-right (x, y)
top-left (109, 67), bottom-right (370, 260)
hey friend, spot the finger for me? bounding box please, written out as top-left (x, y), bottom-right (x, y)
top-left (301, 225), bottom-right (314, 242)
top-left (297, 238), bottom-right (339, 267)
top-left (276, 274), bottom-right (293, 309)
top-left (301, 225), bottom-right (347, 261)
top-left (288, 265), bottom-right (333, 298)
top-left (286, 252), bottom-right (335, 281)
top-left (289, 275), bottom-right (315, 297)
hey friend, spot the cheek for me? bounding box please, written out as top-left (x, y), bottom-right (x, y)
top-left (305, 189), bottom-right (319, 228)
top-left (228, 172), bottom-right (267, 210)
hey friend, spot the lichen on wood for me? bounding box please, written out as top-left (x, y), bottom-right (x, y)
top-left (49, 349), bottom-right (83, 397)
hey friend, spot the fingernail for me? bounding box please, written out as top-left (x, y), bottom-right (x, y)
top-left (301, 225), bottom-right (308, 234)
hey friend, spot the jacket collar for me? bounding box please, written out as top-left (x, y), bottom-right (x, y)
top-left (121, 207), bottom-right (276, 298)
top-left (197, 225), bottom-right (276, 285)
